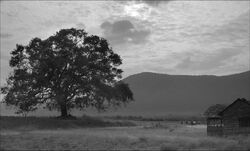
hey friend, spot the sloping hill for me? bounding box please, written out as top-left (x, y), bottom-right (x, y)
top-left (121, 71), bottom-right (250, 116)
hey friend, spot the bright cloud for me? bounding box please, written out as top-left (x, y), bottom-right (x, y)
top-left (124, 2), bottom-right (153, 20)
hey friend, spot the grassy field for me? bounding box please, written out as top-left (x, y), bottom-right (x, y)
top-left (0, 115), bottom-right (135, 130)
top-left (1, 116), bottom-right (250, 150)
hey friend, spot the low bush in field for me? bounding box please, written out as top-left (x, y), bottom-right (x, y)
top-left (0, 116), bottom-right (136, 130)
top-left (104, 115), bottom-right (206, 124)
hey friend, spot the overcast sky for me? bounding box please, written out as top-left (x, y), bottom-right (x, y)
top-left (1, 1), bottom-right (249, 85)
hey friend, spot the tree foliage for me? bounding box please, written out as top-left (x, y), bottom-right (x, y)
top-left (1, 28), bottom-right (133, 117)
top-left (203, 104), bottom-right (227, 117)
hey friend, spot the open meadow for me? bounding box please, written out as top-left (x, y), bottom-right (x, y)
top-left (1, 116), bottom-right (250, 150)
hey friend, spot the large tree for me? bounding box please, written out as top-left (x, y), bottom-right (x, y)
top-left (1, 28), bottom-right (133, 118)
top-left (203, 104), bottom-right (227, 117)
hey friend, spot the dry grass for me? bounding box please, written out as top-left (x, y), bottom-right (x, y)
top-left (1, 116), bottom-right (250, 150)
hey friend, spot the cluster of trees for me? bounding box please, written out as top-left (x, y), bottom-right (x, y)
top-left (1, 28), bottom-right (133, 118)
top-left (203, 104), bottom-right (227, 117)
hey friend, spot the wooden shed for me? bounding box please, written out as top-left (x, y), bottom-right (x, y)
top-left (207, 98), bottom-right (250, 136)
top-left (206, 106), bottom-right (225, 136)
top-left (219, 98), bottom-right (250, 136)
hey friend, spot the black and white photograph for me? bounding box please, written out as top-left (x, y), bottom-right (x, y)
top-left (0, 0), bottom-right (250, 150)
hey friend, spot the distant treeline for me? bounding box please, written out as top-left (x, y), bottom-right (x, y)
top-left (103, 115), bottom-right (206, 122)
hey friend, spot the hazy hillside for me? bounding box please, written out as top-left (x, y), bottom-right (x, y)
top-left (121, 71), bottom-right (250, 116)
top-left (1, 71), bottom-right (249, 116)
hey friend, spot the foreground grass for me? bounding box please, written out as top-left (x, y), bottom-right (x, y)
top-left (1, 116), bottom-right (250, 150)
top-left (1, 127), bottom-right (250, 150)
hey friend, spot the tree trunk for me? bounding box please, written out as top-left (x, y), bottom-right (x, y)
top-left (60, 103), bottom-right (68, 118)
top-left (56, 92), bottom-right (68, 118)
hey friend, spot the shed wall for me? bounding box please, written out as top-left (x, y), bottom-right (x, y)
top-left (222, 101), bottom-right (250, 135)
top-left (207, 118), bottom-right (223, 136)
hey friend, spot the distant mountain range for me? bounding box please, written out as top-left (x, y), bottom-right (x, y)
top-left (1, 71), bottom-right (250, 117)
top-left (121, 70), bottom-right (250, 116)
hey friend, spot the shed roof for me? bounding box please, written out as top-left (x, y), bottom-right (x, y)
top-left (218, 98), bottom-right (250, 116)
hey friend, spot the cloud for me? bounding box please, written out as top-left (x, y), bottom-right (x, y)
top-left (100, 20), bottom-right (150, 45)
top-left (211, 11), bottom-right (249, 42)
top-left (75, 23), bottom-right (86, 29)
top-left (179, 10), bottom-right (250, 45)
top-left (131, 0), bottom-right (170, 6)
top-left (175, 48), bottom-right (243, 71)
top-left (0, 33), bottom-right (12, 39)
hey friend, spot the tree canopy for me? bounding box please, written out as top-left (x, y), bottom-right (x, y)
top-left (1, 28), bottom-right (133, 118)
top-left (203, 104), bottom-right (227, 117)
